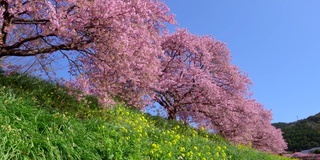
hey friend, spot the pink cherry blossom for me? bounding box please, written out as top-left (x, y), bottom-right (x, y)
top-left (155, 29), bottom-right (286, 153)
top-left (0, 0), bottom-right (286, 153)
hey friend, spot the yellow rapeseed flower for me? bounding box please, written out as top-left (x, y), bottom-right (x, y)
top-left (187, 151), bottom-right (193, 158)
top-left (215, 152), bottom-right (219, 157)
top-left (152, 143), bottom-right (157, 148)
top-left (173, 139), bottom-right (177, 144)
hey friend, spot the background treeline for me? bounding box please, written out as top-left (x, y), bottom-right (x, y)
top-left (273, 113), bottom-right (320, 152)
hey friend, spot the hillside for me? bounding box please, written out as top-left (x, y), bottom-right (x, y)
top-left (0, 73), bottom-right (293, 159)
top-left (273, 113), bottom-right (320, 152)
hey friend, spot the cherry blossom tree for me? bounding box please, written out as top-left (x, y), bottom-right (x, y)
top-left (250, 107), bottom-right (288, 153)
top-left (155, 29), bottom-right (286, 153)
top-left (0, 0), bottom-right (174, 104)
top-left (0, 0), bottom-right (286, 153)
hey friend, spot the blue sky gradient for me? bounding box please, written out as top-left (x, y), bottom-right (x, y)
top-left (165, 0), bottom-right (320, 123)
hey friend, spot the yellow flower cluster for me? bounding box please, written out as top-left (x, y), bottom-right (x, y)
top-left (213, 145), bottom-right (228, 160)
top-left (150, 143), bottom-right (162, 157)
top-left (100, 107), bottom-right (233, 159)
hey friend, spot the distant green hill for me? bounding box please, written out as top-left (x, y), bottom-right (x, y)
top-left (273, 113), bottom-right (320, 152)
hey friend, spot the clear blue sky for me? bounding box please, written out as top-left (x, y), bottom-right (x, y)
top-left (165, 0), bottom-right (320, 123)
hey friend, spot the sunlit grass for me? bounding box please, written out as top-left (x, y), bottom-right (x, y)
top-left (0, 74), bottom-right (295, 159)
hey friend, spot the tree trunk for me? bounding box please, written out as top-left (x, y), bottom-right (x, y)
top-left (167, 108), bottom-right (177, 120)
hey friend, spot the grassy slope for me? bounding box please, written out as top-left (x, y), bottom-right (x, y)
top-left (0, 74), bottom-right (293, 160)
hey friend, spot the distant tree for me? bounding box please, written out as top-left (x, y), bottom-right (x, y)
top-left (314, 149), bottom-right (320, 154)
top-left (274, 119), bottom-right (320, 152)
top-left (250, 105), bottom-right (288, 153)
top-left (155, 29), bottom-right (287, 153)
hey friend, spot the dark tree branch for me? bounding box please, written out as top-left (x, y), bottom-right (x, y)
top-left (36, 56), bottom-right (52, 81)
top-left (0, 43), bottom-right (76, 58)
top-left (12, 18), bottom-right (50, 24)
top-left (22, 58), bottom-right (38, 74)
top-left (60, 50), bottom-right (82, 75)
top-left (2, 34), bottom-right (56, 49)
top-left (1, 0), bottom-right (11, 44)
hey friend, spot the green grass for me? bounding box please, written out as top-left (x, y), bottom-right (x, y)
top-left (0, 74), bottom-right (294, 160)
